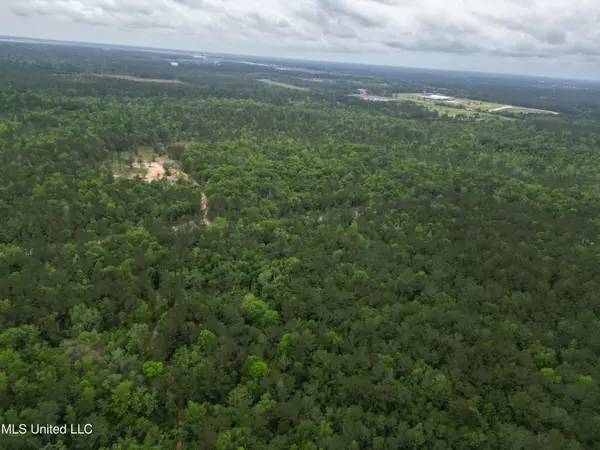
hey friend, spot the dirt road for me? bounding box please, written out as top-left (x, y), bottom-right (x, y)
top-left (489, 105), bottom-right (513, 112)
top-left (201, 192), bottom-right (212, 225)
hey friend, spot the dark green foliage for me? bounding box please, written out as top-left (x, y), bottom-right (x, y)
top-left (1, 41), bottom-right (600, 449)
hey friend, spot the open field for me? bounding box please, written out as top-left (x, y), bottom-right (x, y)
top-left (508, 106), bottom-right (558, 115)
top-left (423, 104), bottom-right (482, 117)
top-left (258, 79), bottom-right (309, 90)
top-left (92, 74), bottom-right (183, 83)
top-left (396, 93), bottom-right (558, 115)
top-left (352, 93), bottom-right (501, 119)
top-left (295, 77), bottom-right (327, 83)
top-left (395, 94), bottom-right (500, 118)
top-left (448, 97), bottom-right (558, 115)
top-left (350, 93), bottom-right (397, 102)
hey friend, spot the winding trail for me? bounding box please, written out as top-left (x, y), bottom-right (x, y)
top-left (185, 177), bottom-right (212, 226)
top-left (201, 191), bottom-right (212, 225)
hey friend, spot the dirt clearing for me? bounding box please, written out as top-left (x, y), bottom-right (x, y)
top-left (129, 157), bottom-right (187, 183)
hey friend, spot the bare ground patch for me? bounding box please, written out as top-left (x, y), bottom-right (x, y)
top-left (129, 157), bottom-right (185, 183)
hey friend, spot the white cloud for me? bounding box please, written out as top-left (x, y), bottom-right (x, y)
top-left (4, 0), bottom-right (600, 76)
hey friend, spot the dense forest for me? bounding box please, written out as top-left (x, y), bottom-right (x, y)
top-left (1, 41), bottom-right (600, 449)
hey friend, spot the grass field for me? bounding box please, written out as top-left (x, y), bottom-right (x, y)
top-left (349, 94), bottom-right (397, 103)
top-left (396, 93), bottom-right (558, 116)
top-left (92, 74), bottom-right (183, 84)
top-left (395, 94), bottom-right (496, 118)
top-left (258, 79), bottom-right (308, 90)
top-left (508, 106), bottom-right (558, 115)
top-left (295, 77), bottom-right (327, 83)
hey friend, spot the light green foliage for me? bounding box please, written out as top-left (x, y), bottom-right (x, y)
top-left (143, 361), bottom-right (164, 378)
top-left (197, 329), bottom-right (217, 350)
top-left (254, 393), bottom-right (277, 414)
top-left (241, 293), bottom-right (278, 326)
top-left (0, 299), bottom-right (12, 311)
top-left (247, 356), bottom-right (270, 380)
top-left (278, 333), bottom-right (291, 356)
top-left (541, 368), bottom-right (556, 377)
top-left (112, 381), bottom-right (133, 417)
top-left (351, 269), bottom-right (369, 284)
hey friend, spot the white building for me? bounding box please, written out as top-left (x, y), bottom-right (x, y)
top-left (421, 94), bottom-right (454, 101)
top-left (170, 62), bottom-right (179, 67)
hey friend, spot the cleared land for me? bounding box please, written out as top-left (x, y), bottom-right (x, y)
top-left (396, 93), bottom-right (558, 116)
top-left (394, 94), bottom-right (494, 118)
top-left (296, 77), bottom-right (326, 83)
top-left (350, 94), bottom-right (397, 103)
top-left (352, 93), bottom-right (507, 119)
top-left (258, 79), bottom-right (309, 90)
top-left (111, 150), bottom-right (187, 183)
top-left (92, 74), bottom-right (183, 83)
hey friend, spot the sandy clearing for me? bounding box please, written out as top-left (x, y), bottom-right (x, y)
top-left (131, 157), bottom-right (188, 183)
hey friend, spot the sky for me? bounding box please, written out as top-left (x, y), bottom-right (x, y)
top-left (2, 0), bottom-right (600, 79)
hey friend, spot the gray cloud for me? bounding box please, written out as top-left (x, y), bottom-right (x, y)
top-left (384, 38), bottom-right (484, 55)
top-left (10, 8), bottom-right (34, 18)
top-left (367, 0), bottom-right (400, 4)
top-left (171, 0), bottom-right (205, 9)
top-left (315, 0), bottom-right (386, 28)
top-left (545, 31), bottom-right (566, 46)
top-left (6, 0), bottom-right (600, 63)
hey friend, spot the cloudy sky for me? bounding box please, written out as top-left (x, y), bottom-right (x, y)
top-left (2, 0), bottom-right (600, 79)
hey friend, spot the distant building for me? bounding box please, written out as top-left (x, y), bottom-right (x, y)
top-left (357, 89), bottom-right (368, 95)
top-left (170, 62), bottom-right (179, 67)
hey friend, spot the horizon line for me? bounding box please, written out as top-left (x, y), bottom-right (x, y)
top-left (1, 34), bottom-right (597, 83)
